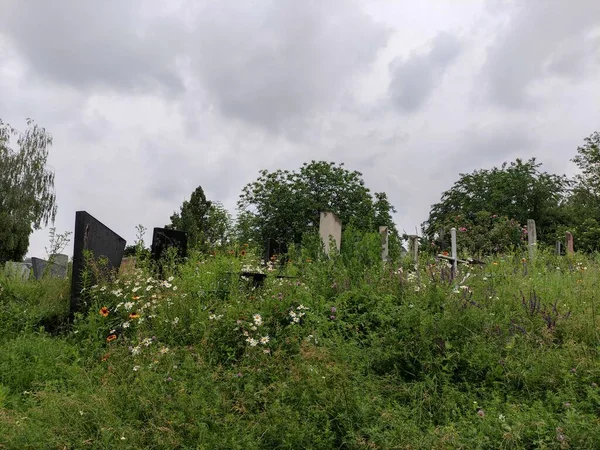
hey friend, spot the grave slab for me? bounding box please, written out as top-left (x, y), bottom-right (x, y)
top-left (4, 262), bottom-right (30, 281)
top-left (319, 211), bottom-right (342, 255)
top-left (151, 228), bottom-right (188, 262)
top-left (70, 211), bottom-right (126, 314)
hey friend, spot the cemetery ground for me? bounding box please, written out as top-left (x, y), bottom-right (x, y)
top-left (1, 234), bottom-right (600, 448)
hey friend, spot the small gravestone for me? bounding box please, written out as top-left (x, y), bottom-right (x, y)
top-left (319, 211), bottom-right (342, 255)
top-left (566, 231), bottom-right (574, 256)
top-left (4, 262), bottom-right (30, 280)
top-left (264, 238), bottom-right (288, 264)
top-left (527, 219), bottom-right (537, 259)
top-left (151, 228), bottom-right (188, 263)
top-left (71, 211), bottom-right (126, 314)
top-left (31, 254), bottom-right (68, 279)
top-left (450, 227), bottom-right (457, 278)
top-left (408, 234), bottom-right (419, 263)
top-left (379, 226), bottom-right (389, 262)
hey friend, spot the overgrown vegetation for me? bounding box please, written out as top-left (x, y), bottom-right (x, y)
top-left (2, 228), bottom-right (600, 449)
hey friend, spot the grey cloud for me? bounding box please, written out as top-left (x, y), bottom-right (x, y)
top-left (187, 0), bottom-right (391, 132)
top-left (388, 32), bottom-right (462, 113)
top-left (0, 0), bottom-right (186, 95)
top-left (482, 0), bottom-right (600, 109)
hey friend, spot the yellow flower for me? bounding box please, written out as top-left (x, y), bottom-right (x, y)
top-left (99, 307), bottom-right (109, 317)
top-left (106, 334), bottom-right (117, 343)
top-left (129, 312), bottom-right (140, 319)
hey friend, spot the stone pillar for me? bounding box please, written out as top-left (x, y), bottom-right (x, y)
top-left (527, 219), bottom-right (537, 260)
top-left (450, 227), bottom-right (457, 277)
top-left (566, 232), bottom-right (574, 256)
top-left (379, 226), bottom-right (389, 262)
top-left (319, 211), bottom-right (342, 256)
top-left (408, 235), bottom-right (419, 264)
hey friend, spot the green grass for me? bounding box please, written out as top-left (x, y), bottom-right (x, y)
top-left (1, 236), bottom-right (600, 449)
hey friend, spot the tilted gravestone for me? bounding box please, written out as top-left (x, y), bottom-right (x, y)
top-left (4, 262), bottom-right (30, 281)
top-left (70, 211), bottom-right (126, 315)
top-left (319, 211), bottom-right (342, 256)
top-left (31, 254), bottom-right (68, 280)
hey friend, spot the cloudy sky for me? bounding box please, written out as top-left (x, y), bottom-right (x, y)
top-left (1, 0), bottom-right (599, 258)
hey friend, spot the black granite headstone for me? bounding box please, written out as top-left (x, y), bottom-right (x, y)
top-left (264, 238), bottom-right (288, 264)
top-left (151, 228), bottom-right (188, 262)
top-left (70, 211), bottom-right (126, 314)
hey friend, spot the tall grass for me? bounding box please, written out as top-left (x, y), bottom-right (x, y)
top-left (1, 231), bottom-right (599, 448)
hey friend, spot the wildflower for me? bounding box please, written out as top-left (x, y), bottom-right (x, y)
top-left (106, 334), bottom-right (117, 343)
top-left (142, 338), bottom-right (152, 347)
top-left (330, 315), bottom-right (336, 320)
top-left (240, 250), bottom-right (247, 256)
top-left (477, 409), bottom-right (485, 417)
top-left (132, 295), bottom-right (140, 300)
top-left (251, 326), bottom-right (257, 331)
top-left (172, 317), bottom-right (180, 325)
top-left (133, 365), bottom-right (140, 372)
top-left (172, 286), bottom-right (178, 291)
top-left (263, 349), bottom-right (270, 354)
top-left (166, 377), bottom-right (173, 382)
top-left (159, 347), bottom-right (169, 354)
top-left (167, 276), bottom-right (174, 282)
top-left (246, 337), bottom-right (258, 347)
top-left (131, 346), bottom-right (141, 355)
top-left (129, 312), bottom-right (140, 319)
top-left (498, 414), bottom-right (505, 422)
top-left (146, 285), bottom-right (153, 291)
top-left (236, 372), bottom-right (243, 377)
top-left (146, 277), bottom-right (153, 283)
top-left (253, 314), bottom-right (263, 326)
top-left (331, 306), bottom-right (337, 313)
top-left (99, 307), bottom-right (109, 317)
top-left (100, 286), bottom-right (107, 292)
top-left (521, 258), bottom-right (526, 263)
top-left (122, 321), bottom-right (130, 329)
top-left (102, 352), bottom-right (110, 361)
top-left (124, 302), bottom-right (134, 311)
top-left (164, 282), bottom-right (172, 288)
top-left (132, 286), bottom-right (140, 293)
top-left (459, 227), bottom-right (467, 232)
top-left (260, 336), bottom-right (270, 344)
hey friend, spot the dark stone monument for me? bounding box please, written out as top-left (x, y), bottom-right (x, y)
top-left (264, 238), bottom-right (288, 264)
top-left (70, 211), bottom-right (126, 315)
top-left (151, 228), bottom-right (188, 261)
top-left (31, 254), bottom-right (68, 280)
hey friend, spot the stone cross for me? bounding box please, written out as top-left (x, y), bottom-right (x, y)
top-left (319, 211), bottom-right (342, 255)
top-left (527, 219), bottom-right (537, 259)
top-left (566, 231), bottom-right (574, 256)
top-left (379, 226), bottom-right (389, 262)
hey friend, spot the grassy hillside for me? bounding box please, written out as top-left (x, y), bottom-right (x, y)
top-left (1, 232), bottom-right (599, 449)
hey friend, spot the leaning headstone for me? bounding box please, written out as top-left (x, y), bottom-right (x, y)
top-left (264, 238), bottom-right (288, 264)
top-left (71, 211), bottom-right (127, 315)
top-left (4, 262), bottom-right (30, 281)
top-left (566, 232), bottom-right (574, 256)
top-left (527, 219), bottom-right (537, 260)
top-left (379, 226), bottom-right (389, 262)
top-left (319, 211), bottom-right (342, 256)
top-left (151, 228), bottom-right (188, 262)
top-left (31, 255), bottom-right (68, 280)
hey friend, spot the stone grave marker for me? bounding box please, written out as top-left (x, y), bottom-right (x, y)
top-left (264, 238), bottom-right (288, 264)
top-left (70, 211), bottom-right (126, 314)
top-left (379, 226), bottom-right (389, 261)
top-left (408, 234), bottom-right (419, 263)
top-left (451, 227), bottom-right (458, 277)
top-left (566, 231), bottom-right (574, 256)
top-left (4, 262), bottom-right (30, 281)
top-left (151, 228), bottom-right (188, 262)
top-left (527, 219), bottom-right (537, 259)
top-left (319, 211), bottom-right (342, 256)
top-left (31, 254), bottom-right (68, 279)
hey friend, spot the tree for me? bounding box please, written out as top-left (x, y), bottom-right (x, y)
top-left (205, 201), bottom-right (233, 248)
top-left (237, 161), bottom-right (399, 252)
top-left (166, 185), bottom-right (212, 251)
top-left (0, 119), bottom-right (57, 263)
top-left (422, 158), bottom-right (568, 255)
top-left (561, 131), bottom-right (600, 251)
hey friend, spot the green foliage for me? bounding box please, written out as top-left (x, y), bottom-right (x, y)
top-left (3, 235), bottom-right (600, 448)
top-left (0, 119), bottom-right (57, 263)
top-left (423, 158), bottom-right (569, 255)
top-left (167, 186), bottom-right (233, 252)
top-left (237, 160), bottom-right (400, 250)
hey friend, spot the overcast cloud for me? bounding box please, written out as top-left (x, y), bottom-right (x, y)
top-left (0, 0), bottom-right (599, 258)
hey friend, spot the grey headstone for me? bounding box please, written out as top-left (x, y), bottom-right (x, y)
top-left (70, 211), bottom-right (126, 315)
top-left (4, 262), bottom-right (30, 280)
top-left (379, 226), bottom-right (389, 262)
top-left (319, 211), bottom-right (342, 255)
top-left (31, 256), bottom-right (68, 280)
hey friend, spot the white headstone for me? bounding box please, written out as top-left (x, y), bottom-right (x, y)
top-left (450, 227), bottom-right (457, 277)
top-left (379, 226), bottom-right (389, 261)
top-left (527, 219), bottom-right (537, 259)
top-left (319, 211), bottom-right (342, 255)
top-left (408, 235), bottom-right (419, 263)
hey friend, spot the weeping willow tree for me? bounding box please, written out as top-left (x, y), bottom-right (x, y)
top-left (0, 119), bottom-right (57, 263)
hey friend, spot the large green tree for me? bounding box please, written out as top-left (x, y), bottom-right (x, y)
top-left (561, 131), bottom-right (600, 252)
top-left (237, 161), bottom-right (399, 252)
top-left (0, 119), bottom-right (57, 263)
top-left (422, 158), bottom-right (568, 256)
top-left (166, 187), bottom-right (232, 251)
